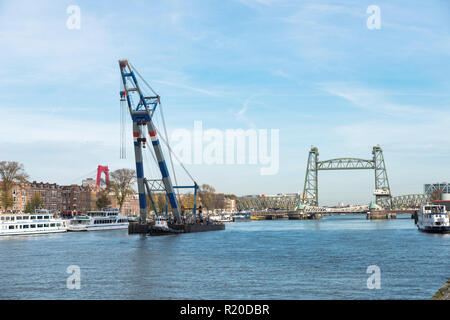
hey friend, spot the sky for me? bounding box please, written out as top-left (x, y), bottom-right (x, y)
top-left (0, 0), bottom-right (449, 205)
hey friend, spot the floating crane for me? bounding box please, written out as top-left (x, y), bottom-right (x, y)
top-left (118, 59), bottom-right (224, 235)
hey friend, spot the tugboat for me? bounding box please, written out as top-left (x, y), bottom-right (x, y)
top-left (119, 59), bottom-right (225, 236)
top-left (416, 204), bottom-right (450, 233)
top-left (148, 217), bottom-right (184, 236)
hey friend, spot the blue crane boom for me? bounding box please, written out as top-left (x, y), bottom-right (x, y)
top-left (118, 59), bottom-right (182, 223)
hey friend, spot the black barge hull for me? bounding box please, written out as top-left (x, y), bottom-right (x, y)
top-left (129, 222), bottom-right (225, 235)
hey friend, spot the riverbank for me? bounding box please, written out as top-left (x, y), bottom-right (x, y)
top-left (431, 279), bottom-right (450, 300)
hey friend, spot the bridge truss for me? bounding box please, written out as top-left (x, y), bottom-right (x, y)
top-left (389, 194), bottom-right (431, 208)
top-left (236, 193), bottom-right (431, 212)
top-left (236, 195), bottom-right (301, 212)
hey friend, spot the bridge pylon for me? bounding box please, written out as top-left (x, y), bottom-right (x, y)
top-left (372, 146), bottom-right (392, 208)
top-left (302, 147), bottom-right (319, 206)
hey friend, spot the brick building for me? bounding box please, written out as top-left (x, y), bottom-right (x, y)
top-left (27, 181), bottom-right (62, 212)
top-left (0, 182), bottom-right (28, 212)
top-left (1, 180), bottom-right (139, 216)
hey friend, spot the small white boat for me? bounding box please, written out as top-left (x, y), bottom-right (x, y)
top-left (416, 204), bottom-right (450, 233)
top-left (0, 209), bottom-right (68, 236)
top-left (209, 214), bottom-right (233, 223)
top-left (67, 208), bottom-right (129, 232)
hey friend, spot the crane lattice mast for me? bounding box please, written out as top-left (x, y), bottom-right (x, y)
top-left (118, 59), bottom-right (182, 223)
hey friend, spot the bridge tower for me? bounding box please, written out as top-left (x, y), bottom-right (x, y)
top-left (96, 165), bottom-right (109, 187)
top-left (302, 147), bottom-right (319, 206)
top-left (373, 146), bottom-right (392, 208)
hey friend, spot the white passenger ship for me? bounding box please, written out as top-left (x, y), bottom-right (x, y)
top-left (416, 204), bottom-right (450, 233)
top-left (67, 208), bottom-right (129, 231)
top-left (0, 209), bottom-right (68, 236)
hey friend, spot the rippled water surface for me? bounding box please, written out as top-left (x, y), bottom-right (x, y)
top-left (1, 215), bottom-right (448, 299)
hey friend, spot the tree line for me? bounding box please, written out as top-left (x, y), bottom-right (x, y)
top-left (149, 184), bottom-right (237, 214)
top-left (0, 162), bottom-right (136, 214)
top-left (0, 161), bottom-right (236, 214)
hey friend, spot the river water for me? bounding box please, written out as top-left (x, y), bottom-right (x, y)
top-left (0, 215), bottom-right (448, 300)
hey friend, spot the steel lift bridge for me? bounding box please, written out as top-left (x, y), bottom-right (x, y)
top-left (301, 146), bottom-right (431, 209)
top-left (236, 146), bottom-right (430, 211)
top-left (119, 60), bottom-right (199, 224)
top-left (302, 146), bottom-right (392, 208)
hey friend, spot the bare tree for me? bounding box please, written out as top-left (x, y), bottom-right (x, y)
top-left (199, 184), bottom-right (216, 210)
top-left (153, 192), bottom-right (167, 214)
top-left (110, 168), bottom-right (136, 213)
top-left (96, 192), bottom-right (111, 210)
top-left (0, 161), bottom-right (29, 212)
top-left (24, 193), bottom-right (42, 213)
top-left (96, 179), bottom-right (112, 210)
top-left (430, 188), bottom-right (444, 201)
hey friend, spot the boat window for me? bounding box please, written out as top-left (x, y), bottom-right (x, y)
top-left (0, 217), bottom-right (3, 221)
top-left (44, 224), bottom-right (49, 227)
top-left (23, 225), bottom-right (29, 229)
top-left (8, 226), bottom-right (14, 229)
top-left (50, 223), bottom-right (55, 227)
top-left (37, 224), bottom-right (43, 228)
top-left (23, 216), bottom-right (29, 220)
top-left (30, 224), bottom-right (36, 228)
top-left (44, 216), bottom-right (49, 219)
top-left (5, 217), bottom-right (10, 221)
top-left (37, 216), bottom-right (42, 219)
top-left (57, 223), bottom-right (61, 227)
top-left (16, 216), bottom-right (22, 220)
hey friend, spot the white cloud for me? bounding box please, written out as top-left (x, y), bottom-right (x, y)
top-left (319, 82), bottom-right (446, 118)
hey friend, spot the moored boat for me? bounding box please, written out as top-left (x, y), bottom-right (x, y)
top-left (0, 209), bottom-right (68, 236)
top-left (67, 208), bottom-right (129, 232)
top-left (416, 204), bottom-right (450, 233)
top-left (209, 214), bottom-right (233, 223)
top-left (250, 215), bottom-right (265, 221)
top-left (233, 211), bottom-right (251, 222)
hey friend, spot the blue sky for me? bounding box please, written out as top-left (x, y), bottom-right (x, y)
top-left (0, 0), bottom-right (449, 205)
